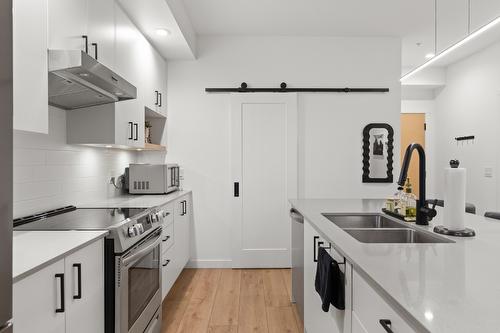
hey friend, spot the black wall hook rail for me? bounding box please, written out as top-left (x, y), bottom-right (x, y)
top-left (205, 82), bottom-right (389, 93)
top-left (455, 135), bottom-right (475, 141)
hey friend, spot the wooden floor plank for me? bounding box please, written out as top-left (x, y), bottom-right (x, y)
top-left (280, 269), bottom-right (292, 300)
top-left (240, 269), bottom-right (265, 297)
top-left (262, 269), bottom-right (291, 308)
top-left (267, 306), bottom-right (300, 333)
top-left (291, 304), bottom-right (304, 333)
top-left (165, 268), bottom-right (199, 302)
top-left (210, 269), bottom-right (241, 326)
top-left (176, 269), bottom-right (222, 333)
top-left (207, 325), bottom-right (238, 333)
top-left (161, 300), bottom-right (190, 333)
top-left (238, 295), bottom-right (269, 333)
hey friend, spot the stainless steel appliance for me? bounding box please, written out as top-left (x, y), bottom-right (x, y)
top-left (15, 206), bottom-right (168, 333)
top-left (48, 49), bottom-right (137, 110)
top-left (290, 208), bottom-right (304, 322)
top-left (0, 1), bottom-right (13, 332)
top-left (127, 164), bottom-right (180, 194)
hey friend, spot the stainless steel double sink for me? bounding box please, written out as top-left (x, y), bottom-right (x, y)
top-left (322, 214), bottom-right (454, 244)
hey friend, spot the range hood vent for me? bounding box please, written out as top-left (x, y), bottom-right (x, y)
top-left (48, 50), bottom-right (137, 110)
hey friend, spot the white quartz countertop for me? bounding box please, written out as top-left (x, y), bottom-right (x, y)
top-left (77, 190), bottom-right (192, 208)
top-left (290, 199), bottom-right (500, 333)
top-left (13, 230), bottom-right (108, 283)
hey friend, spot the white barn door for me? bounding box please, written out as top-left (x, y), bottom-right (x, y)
top-left (231, 93), bottom-right (298, 268)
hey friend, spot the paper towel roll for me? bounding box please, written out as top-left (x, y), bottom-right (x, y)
top-left (444, 166), bottom-right (466, 231)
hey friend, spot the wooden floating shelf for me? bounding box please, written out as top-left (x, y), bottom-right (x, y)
top-left (144, 143), bottom-right (167, 151)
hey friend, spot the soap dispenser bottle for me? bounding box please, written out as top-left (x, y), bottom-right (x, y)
top-left (404, 178), bottom-right (417, 220)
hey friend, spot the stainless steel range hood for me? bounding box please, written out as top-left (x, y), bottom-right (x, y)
top-left (48, 50), bottom-right (137, 110)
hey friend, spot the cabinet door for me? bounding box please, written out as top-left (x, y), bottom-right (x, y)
top-left (471, 0), bottom-right (500, 32)
top-left (161, 244), bottom-right (176, 300)
top-left (87, 0), bottom-right (115, 68)
top-left (13, 259), bottom-right (66, 333)
top-left (48, 0), bottom-right (88, 50)
top-left (64, 240), bottom-right (104, 333)
top-left (13, 0), bottom-right (49, 134)
top-left (303, 220), bottom-right (344, 333)
top-left (436, 0), bottom-right (469, 53)
top-left (174, 197), bottom-right (191, 271)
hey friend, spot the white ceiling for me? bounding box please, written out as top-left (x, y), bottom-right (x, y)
top-left (182, 0), bottom-right (436, 67)
top-left (183, 0), bottom-right (431, 36)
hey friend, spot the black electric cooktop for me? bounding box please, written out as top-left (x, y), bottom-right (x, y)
top-left (14, 206), bottom-right (148, 231)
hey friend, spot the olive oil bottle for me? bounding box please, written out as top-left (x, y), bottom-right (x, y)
top-left (405, 178), bottom-right (417, 219)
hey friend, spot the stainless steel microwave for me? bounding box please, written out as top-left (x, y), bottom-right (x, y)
top-left (127, 164), bottom-right (180, 194)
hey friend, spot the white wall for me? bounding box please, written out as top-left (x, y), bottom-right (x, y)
top-left (13, 107), bottom-right (138, 218)
top-left (432, 41), bottom-right (500, 215)
top-left (167, 36), bottom-right (401, 267)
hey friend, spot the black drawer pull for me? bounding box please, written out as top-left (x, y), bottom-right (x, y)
top-left (128, 122), bottom-right (133, 140)
top-left (379, 319), bottom-right (393, 333)
top-left (162, 259), bottom-right (171, 267)
top-left (162, 235), bottom-right (170, 242)
top-left (91, 42), bottom-right (98, 60)
top-left (73, 263), bottom-right (82, 299)
top-left (55, 273), bottom-right (65, 313)
top-left (82, 35), bottom-right (88, 53)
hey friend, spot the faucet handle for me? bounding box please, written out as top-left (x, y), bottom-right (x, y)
top-left (430, 199), bottom-right (438, 210)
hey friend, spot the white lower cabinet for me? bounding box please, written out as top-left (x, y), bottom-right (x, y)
top-left (13, 239), bottom-right (104, 333)
top-left (160, 195), bottom-right (193, 300)
top-left (304, 219), bottom-right (351, 333)
top-left (352, 270), bottom-right (417, 333)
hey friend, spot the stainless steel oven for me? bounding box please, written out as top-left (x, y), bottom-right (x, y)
top-left (116, 227), bottom-right (162, 333)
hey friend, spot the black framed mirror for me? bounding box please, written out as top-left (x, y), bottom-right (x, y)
top-left (362, 123), bottom-right (394, 183)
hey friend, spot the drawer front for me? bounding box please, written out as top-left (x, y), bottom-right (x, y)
top-left (161, 222), bottom-right (174, 253)
top-left (353, 270), bottom-right (417, 333)
top-left (160, 203), bottom-right (174, 226)
top-left (161, 245), bottom-right (176, 300)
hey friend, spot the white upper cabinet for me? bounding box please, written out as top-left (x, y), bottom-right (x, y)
top-left (48, 0), bottom-right (88, 51)
top-left (13, 0), bottom-right (49, 134)
top-left (470, 0), bottom-right (500, 32)
top-left (87, 0), bottom-right (115, 68)
top-left (436, 0), bottom-right (469, 53)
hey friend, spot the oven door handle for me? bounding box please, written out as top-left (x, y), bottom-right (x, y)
top-left (122, 232), bottom-right (162, 267)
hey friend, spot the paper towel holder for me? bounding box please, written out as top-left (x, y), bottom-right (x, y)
top-left (434, 159), bottom-right (476, 237)
top-left (434, 225), bottom-right (476, 237)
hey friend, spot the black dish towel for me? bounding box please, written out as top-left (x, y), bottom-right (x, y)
top-left (315, 247), bottom-right (345, 312)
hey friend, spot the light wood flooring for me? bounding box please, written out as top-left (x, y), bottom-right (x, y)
top-left (161, 268), bottom-right (304, 333)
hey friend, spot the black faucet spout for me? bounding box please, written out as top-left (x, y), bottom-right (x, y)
top-left (398, 143), bottom-right (436, 225)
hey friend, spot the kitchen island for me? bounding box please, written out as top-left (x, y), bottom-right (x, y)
top-left (291, 199), bottom-right (500, 333)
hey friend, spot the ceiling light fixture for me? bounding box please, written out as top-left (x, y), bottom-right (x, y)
top-left (402, 15), bottom-right (500, 82)
top-left (105, 145), bottom-right (113, 148)
top-left (425, 53), bottom-right (435, 59)
top-left (155, 28), bottom-right (171, 37)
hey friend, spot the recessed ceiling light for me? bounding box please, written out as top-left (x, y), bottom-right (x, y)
top-left (105, 145), bottom-right (113, 148)
top-left (155, 28), bottom-right (171, 37)
top-left (136, 148), bottom-right (143, 151)
top-left (425, 53), bottom-right (435, 59)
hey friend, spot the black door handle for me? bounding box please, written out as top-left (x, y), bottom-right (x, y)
top-left (234, 182), bottom-right (239, 197)
top-left (134, 123), bottom-right (138, 141)
top-left (159, 92), bottom-right (162, 107)
top-left (55, 273), bottom-right (65, 313)
top-left (91, 42), bottom-right (98, 60)
top-left (82, 35), bottom-right (88, 53)
top-left (73, 264), bottom-right (82, 299)
top-left (128, 122), bottom-right (133, 140)
top-left (379, 319), bottom-right (394, 333)
top-left (155, 91), bottom-right (159, 106)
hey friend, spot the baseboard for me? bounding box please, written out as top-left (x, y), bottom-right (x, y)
top-left (187, 259), bottom-right (233, 268)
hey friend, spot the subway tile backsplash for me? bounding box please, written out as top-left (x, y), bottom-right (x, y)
top-left (13, 107), bottom-right (138, 218)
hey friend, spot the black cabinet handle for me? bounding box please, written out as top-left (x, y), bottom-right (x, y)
top-left (128, 122), bottom-right (133, 140)
top-left (159, 92), bottom-right (162, 107)
top-left (73, 263), bottom-right (82, 299)
top-left (91, 42), bottom-right (98, 60)
top-left (82, 35), bottom-right (88, 53)
top-left (234, 182), bottom-right (239, 197)
top-left (155, 91), bottom-right (159, 106)
top-left (162, 259), bottom-right (171, 267)
top-left (379, 319), bottom-right (394, 333)
top-left (133, 123), bottom-right (138, 141)
top-left (162, 235), bottom-right (170, 242)
top-left (55, 273), bottom-right (65, 313)
top-left (183, 201), bottom-right (187, 215)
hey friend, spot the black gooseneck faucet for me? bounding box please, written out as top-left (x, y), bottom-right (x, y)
top-left (398, 143), bottom-right (437, 225)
